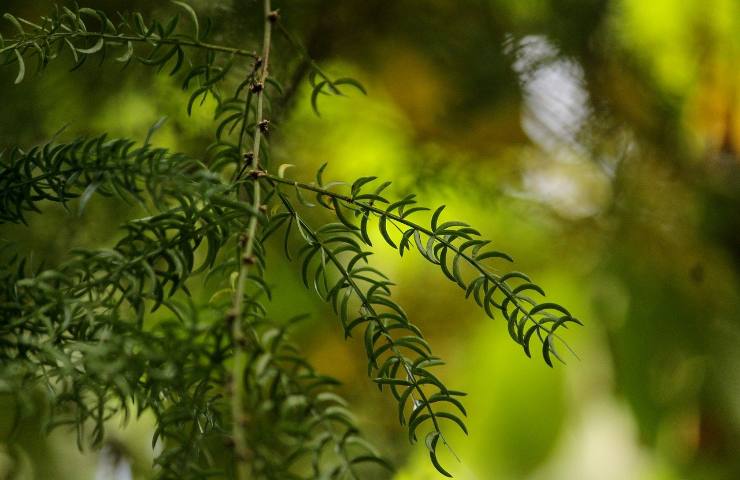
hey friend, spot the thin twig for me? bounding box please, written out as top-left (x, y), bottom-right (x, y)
top-left (0, 32), bottom-right (257, 57)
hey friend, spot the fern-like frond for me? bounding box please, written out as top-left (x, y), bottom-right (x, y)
top-left (1, 4), bottom-right (250, 126)
top-left (0, 5), bottom-right (254, 84)
top-left (0, 1), bottom-right (582, 477)
top-left (266, 170), bottom-right (582, 368)
top-left (262, 189), bottom-right (465, 476)
top-left (233, 310), bottom-right (393, 479)
top-left (2, 203), bottom-right (255, 338)
top-left (0, 131), bottom-right (226, 224)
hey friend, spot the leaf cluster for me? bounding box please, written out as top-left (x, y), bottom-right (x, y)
top-left (0, 2), bottom-right (580, 478)
top-left (0, 3), bottom-right (250, 84)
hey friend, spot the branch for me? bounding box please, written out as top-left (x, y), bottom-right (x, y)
top-left (1, 7), bottom-right (256, 85)
top-left (237, 314), bottom-right (392, 478)
top-left (271, 191), bottom-right (465, 477)
top-left (265, 172), bottom-right (581, 367)
top-left (0, 32), bottom-right (256, 58)
top-left (0, 133), bottom-right (211, 224)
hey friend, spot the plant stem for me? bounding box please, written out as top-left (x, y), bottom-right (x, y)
top-left (230, 1), bottom-right (272, 478)
top-left (0, 32), bottom-right (258, 57)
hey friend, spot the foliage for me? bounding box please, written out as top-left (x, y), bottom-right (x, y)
top-left (0, 1), bottom-right (579, 478)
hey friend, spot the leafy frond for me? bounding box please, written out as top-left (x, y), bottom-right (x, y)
top-left (262, 189), bottom-right (466, 476)
top-left (232, 309), bottom-right (393, 479)
top-left (0, 1), bottom-right (580, 478)
top-left (0, 5), bottom-right (253, 85)
top-left (1, 198), bottom-right (255, 336)
top-left (0, 4), bottom-right (248, 126)
top-left (2, 225), bottom-right (388, 479)
top-left (0, 247), bottom-right (232, 474)
top-left (0, 130), bottom-right (238, 224)
top-left (266, 171), bottom-right (582, 368)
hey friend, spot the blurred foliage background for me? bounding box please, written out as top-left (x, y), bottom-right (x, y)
top-left (1, 0), bottom-right (739, 479)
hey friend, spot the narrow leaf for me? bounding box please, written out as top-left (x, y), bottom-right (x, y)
top-left (77, 37), bottom-right (105, 54)
top-left (13, 49), bottom-right (25, 84)
top-left (78, 181), bottom-right (101, 215)
top-left (171, 1), bottom-right (200, 40)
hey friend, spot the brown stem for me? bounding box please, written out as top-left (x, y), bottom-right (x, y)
top-left (229, 1), bottom-right (273, 478)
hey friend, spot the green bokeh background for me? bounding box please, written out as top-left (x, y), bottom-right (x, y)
top-left (1, 0), bottom-right (739, 479)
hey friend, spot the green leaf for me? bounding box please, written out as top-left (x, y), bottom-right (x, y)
top-left (169, 46), bottom-right (184, 76)
top-left (452, 252), bottom-right (466, 288)
top-left (542, 334), bottom-right (554, 367)
top-left (437, 412), bottom-right (468, 435)
top-left (13, 49), bottom-right (25, 84)
top-left (399, 228), bottom-right (415, 257)
top-left (431, 205), bottom-right (445, 231)
top-left (511, 282), bottom-right (546, 297)
top-left (77, 37), bottom-right (105, 54)
top-left (360, 212), bottom-right (372, 246)
top-left (378, 215), bottom-right (396, 248)
top-left (171, 1), bottom-right (200, 41)
top-left (332, 198), bottom-right (358, 231)
top-left (145, 117), bottom-right (168, 145)
top-left (530, 302), bottom-right (571, 317)
top-left (316, 162), bottom-right (328, 186)
top-left (187, 87), bottom-right (209, 116)
top-left (435, 220), bottom-right (468, 233)
top-left (278, 163), bottom-right (294, 178)
top-left (310, 80), bottom-right (329, 116)
top-left (77, 181), bottom-right (101, 215)
top-left (439, 247), bottom-right (456, 283)
top-left (351, 176), bottom-right (377, 197)
top-left (426, 432), bottom-right (453, 478)
top-left (475, 250), bottom-right (514, 263)
top-left (333, 77), bottom-right (367, 95)
top-left (116, 41), bottom-right (134, 63)
top-left (3, 13), bottom-right (25, 35)
top-left (408, 412), bottom-right (432, 443)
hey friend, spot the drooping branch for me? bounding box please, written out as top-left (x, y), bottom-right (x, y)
top-left (0, 133), bottom-right (214, 224)
top-left (236, 312), bottom-right (393, 478)
top-left (266, 191), bottom-right (466, 476)
top-left (264, 172), bottom-right (581, 367)
top-left (1, 6), bottom-right (256, 84)
top-left (0, 0), bottom-right (583, 476)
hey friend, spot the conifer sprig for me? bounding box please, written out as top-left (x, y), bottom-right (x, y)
top-left (0, 4), bottom-right (254, 84)
top-left (265, 172), bottom-right (582, 367)
top-left (0, 1), bottom-right (580, 477)
top-left (0, 131), bottom-right (216, 225)
top-left (269, 192), bottom-right (465, 476)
